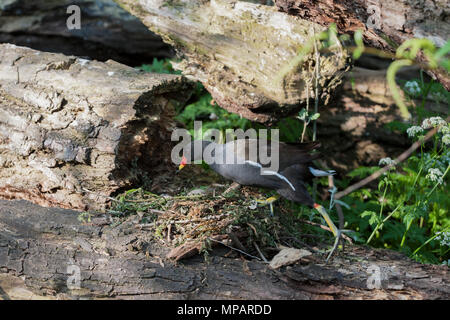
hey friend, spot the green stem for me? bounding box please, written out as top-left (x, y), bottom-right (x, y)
top-left (412, 226), bottom-right (450, 256)
top-left (387, 59), bottom-right (413, 119)
top-left (379, 184), bottom-right (388, 219)
top-left (400, 217), bottom-right (414, 247)
top-left (312, 37), bottom-right (320, 142)
top-left (367, 204), bottom-right (401, 245)
top-left (301, 83), bottom-right (310, 143)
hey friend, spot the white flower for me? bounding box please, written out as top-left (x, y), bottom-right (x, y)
top-left (426, 168), bottom-right (444, 184)
top-left (379, 157), bottom-right (397, 167)
top-left (435, 231), bottom-right (450, 247)
top-left (421, 116), bottom-right (447, 129)
top-left (406, 126), bottom-right (424, 138)
top-left (443, 134), bottom-right (450, 146)
top-left (438, 125), bottom-right (450, 135)
top-left (404, 80), bottom-right (421, 96)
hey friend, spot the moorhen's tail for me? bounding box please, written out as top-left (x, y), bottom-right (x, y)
top-left (278, 141), bottom-right (321, 166)
top-left (283, 141), bottom-right (321, 152)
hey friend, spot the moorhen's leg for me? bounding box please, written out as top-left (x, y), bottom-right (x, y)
top-left (222, 182), bottom-right (241, 195)
top-left (313, 203), bottom-right (350, 262)
top-left (256, 196), bottom-right (279, 216)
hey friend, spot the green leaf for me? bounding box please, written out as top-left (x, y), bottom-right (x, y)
top-left (310, 113), bottom-right (321, 121)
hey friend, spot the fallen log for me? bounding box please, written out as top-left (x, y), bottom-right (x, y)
top-left (0, 0), bottom-right (173, 65)
top-left (0, 44), bottom-right (194, 210)
top-left (275, 0), bottom-right (450, 90)
top-left (115, 0), bottom-right (350, 123)
top-left (0, 199), bottom-right (448, 299)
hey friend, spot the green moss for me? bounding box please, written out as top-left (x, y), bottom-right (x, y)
top-left (161, 0), bottom-right (185, 10)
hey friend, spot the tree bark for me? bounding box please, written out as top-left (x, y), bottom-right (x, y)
top-left (0, 44), bottom-right (194, 210)
top-left (0, 199), bottom-right (448, 299)
top-left (114, 0), bottom-right (350, 124)
top-left (275, 0), bottom-right (450, 90)
top-left (0, 0), bottom-right (173, 65)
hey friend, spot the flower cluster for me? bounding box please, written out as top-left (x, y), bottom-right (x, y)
top-left (439, 125), bottom-right (450, 135)
top-left (406, 126), bottom-right (424, 138)
top-left (404, 80), bottom-right (421, 96)
top-left (435, 231), bottom-right (450, 247)
top-left (421, 116), bottom-right (447, 129)
top-left (426, 168), bottom-right (444, 185)
top-left (379, 157), bottom-right (397, 167)
top-left (443, 134), bottom-right (450, 146)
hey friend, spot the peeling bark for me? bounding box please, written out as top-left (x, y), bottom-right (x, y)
top-left (0, 44), bottom-right (194, 210)
top-left (0, 200), bottom-right (448, 299)
top-left (275, 0), bottom-right (450, 90)
top-left (114, 0), bottom-right (350, 123)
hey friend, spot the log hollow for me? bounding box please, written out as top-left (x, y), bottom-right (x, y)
top-left (0, 44), bottom-right (194, 210)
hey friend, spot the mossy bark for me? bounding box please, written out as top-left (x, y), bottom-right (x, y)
top-left (114, 0), bottom-right (350, 123)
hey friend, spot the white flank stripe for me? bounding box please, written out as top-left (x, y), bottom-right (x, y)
top-left (245, 160), bottom-right (262, 168)
top-left (263, 170), bottom-right (296, 191)
top-left (245, 161), bottom-right (296, 191)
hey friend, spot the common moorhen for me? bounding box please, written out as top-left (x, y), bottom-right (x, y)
top-left (178, 139), bottom-right (345, 261)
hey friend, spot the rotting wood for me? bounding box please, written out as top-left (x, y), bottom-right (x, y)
top-left (0, 199), bottom-right (448, 299)
top-left (0, 44), bottom-right (194, 210)
top-left (114, 0), bottom-right (351, 123)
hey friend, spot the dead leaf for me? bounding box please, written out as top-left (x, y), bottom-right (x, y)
top-left (269, 248), bottom-right (312, 269)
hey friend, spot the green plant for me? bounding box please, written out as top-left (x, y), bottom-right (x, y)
top-left (387, 39), bottom-right (449, 119)
top-left (138, 58), bottom-right (181, 75)
top-left (175, 92), bottom-right (252, 141)
top-left (134, 33), bottom-right (450, 265)
top-left (338, 118), bottom-right (449, 264)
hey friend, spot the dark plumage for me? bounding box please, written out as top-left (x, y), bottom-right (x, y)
top-left (181, 139), bottom-right (323, 207)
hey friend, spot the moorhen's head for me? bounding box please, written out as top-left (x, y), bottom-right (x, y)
top-left (178, 140), bottom-right (213, 170)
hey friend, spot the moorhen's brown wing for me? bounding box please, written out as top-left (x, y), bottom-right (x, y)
top-left (231, 139), bottom-right (320, 171)
top-left (208, 140), bottom-right (317, 207)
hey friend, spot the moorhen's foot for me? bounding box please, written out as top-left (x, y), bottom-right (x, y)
top-left (313, 203), bottom-right (352, 263)
top-left (256, 196), bottom-right (279, 216)
top-left (324, 228), bottom-right (352, 263)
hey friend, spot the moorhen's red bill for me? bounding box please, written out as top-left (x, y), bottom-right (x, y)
top-left (179, 139), bottom-right (345, 261)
